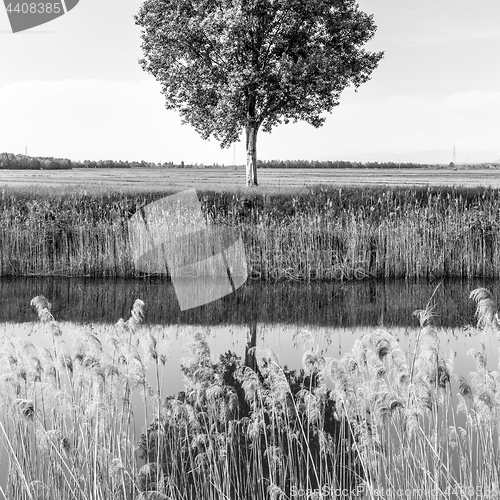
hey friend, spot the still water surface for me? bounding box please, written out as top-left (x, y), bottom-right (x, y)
top-left (1, 276), bottom-right (498, 396)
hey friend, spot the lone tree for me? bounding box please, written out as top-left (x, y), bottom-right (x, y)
top-left (135, 0), bottom-right (383, 187)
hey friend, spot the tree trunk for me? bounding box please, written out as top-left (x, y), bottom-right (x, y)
top-left (245, 124), bottom-right (258, 187)
top-left (245, 321), bottom-right (258, 371)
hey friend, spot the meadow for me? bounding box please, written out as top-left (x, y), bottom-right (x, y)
top-left (1, 180), bottom-right (500, 280)
top-left (2, 167), bottom-right (500, 192)
top-left (1, 288), bottom-right (500, 499)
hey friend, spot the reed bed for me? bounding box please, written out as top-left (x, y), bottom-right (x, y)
top-left (0, 296), bottom-right (169, 500)
top-left (1, 289), bottom-right (500, 498)
top-left (317, 289), bottom-right (500, 500)
top-left (0, 295), bottom-right (360, 500)
top-left (138, 287), bottom-right (500, 500)
top-left (2, 185), bottom-right (500, 280)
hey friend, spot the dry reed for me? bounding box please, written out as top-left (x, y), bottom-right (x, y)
top-left (1, 288), bottom-right (500, 498)
top-left (1, 185), bottom-right (500, 280)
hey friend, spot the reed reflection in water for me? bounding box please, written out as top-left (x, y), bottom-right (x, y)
top-left (0, 276), bottom-right (495, 327)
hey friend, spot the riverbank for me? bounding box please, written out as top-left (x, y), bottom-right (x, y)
top-left (1, 185), bottom-right (500, 280)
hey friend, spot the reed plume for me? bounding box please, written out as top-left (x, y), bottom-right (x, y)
top-left (470, 287), bottom-right (500, 332)
top-left (30, 295), bottom-right (54, 324)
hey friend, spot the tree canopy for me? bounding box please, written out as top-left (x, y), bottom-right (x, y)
top-left (135, 0), bottom-right (384, 186)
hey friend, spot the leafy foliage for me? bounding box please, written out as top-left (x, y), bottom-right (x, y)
top-left (135, 0), bottom-right (384, 184)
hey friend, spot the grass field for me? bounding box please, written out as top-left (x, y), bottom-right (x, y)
top-left (2, 167), bottom-right (500, 192)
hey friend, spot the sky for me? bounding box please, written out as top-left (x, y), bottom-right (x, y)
top-left (1, 0), bottom-right (500, 164)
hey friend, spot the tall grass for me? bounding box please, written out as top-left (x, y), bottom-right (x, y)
top-left (1, 185), bottom-right (500, 280)
top-left (139, 287), bottom-right (500, 499)
top-left (139, 332), bottom-right (361, 500)
top-left (0, 295), bottom-right (170, 500)
top-left (1, 289), bottom-right (500, 498)
top-left (0, 295), bottom-right (361, 500)
top-left (0, 302), bottom-right (357, 500)
top-left (328, 287), bottom-right (500, 499)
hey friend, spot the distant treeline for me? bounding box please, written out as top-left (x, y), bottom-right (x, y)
top-left (0, 153), bottom-right (73, 170)
top-left (3, 152), bottom-right (485, 170)
top-left (0, 153), bottom-right (167, 170)
top-left (257, 159), bottom-right (437, 169)
top-left (0, 153), bottom-right (228, 170)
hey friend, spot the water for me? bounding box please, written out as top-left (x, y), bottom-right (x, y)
top-left (0, 276), bottom-right (490, 327)
top-left (1, 276), bottom-right (499, 496)
top-left (1, 276), bottom-right (498, 394)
